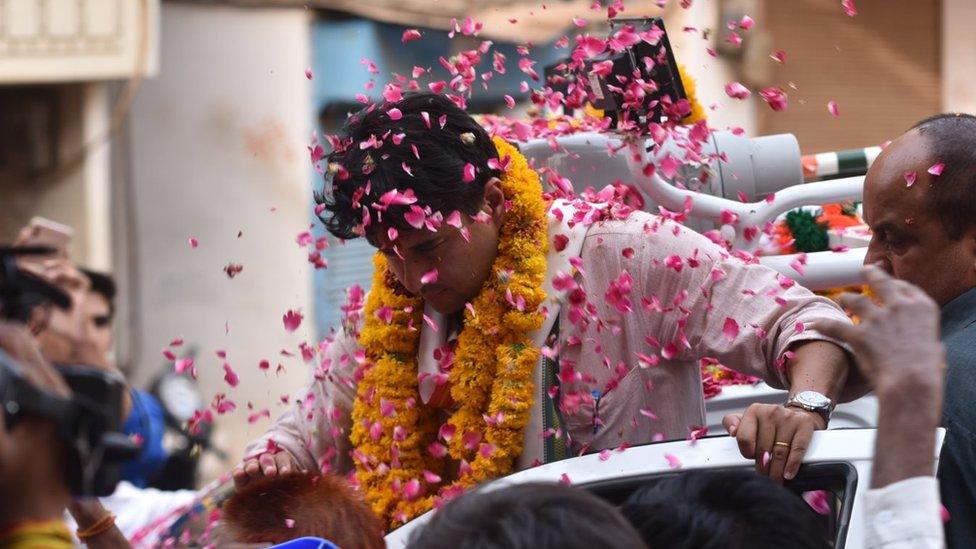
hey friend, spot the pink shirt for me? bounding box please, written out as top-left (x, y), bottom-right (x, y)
top-left (243, 210), bottom-right (852, 474)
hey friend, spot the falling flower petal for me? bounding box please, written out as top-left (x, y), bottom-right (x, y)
top-left (928, 162), bottom-right (945, 176)
top-left (759, 87), bottom-right (788, 111)
top-left (223, 363), bottom-right (239, 387)
top-left (842, 0), bottom-right (857, 17)
top-left (401, 29), bottom-right (422, 43)
top-left (188, 237), bottom-right (198, 248)
top-left (770, 50), bottom-right (787, 64)
top-left (665, 453), bottom-right (682, 469)
top-left (174, 358), bottom-right (193, 374)
top-left (739, 15), bottom-right (755, 29)
top-left (224, 263), bottom-right (243, 278)
top-left (283, 309), bottom-right (304, 333)
top-left (304, 68), bottom-right (313, 80)
top-left (762, 450), bottom-right (772, 468)
top-left (803, 490), bottom-right (832, 515)
top-left (573, 17), bottom-right (587, 28)
top-left (724, 81), bottom-right (751, 100)
top-left (659, 153), bottom-right (681, 179)
top-left (827, 100), bottom-right (840, 117)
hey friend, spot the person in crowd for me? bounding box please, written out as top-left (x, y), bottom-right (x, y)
top-left (859, 113), bottom-right (976, 546)
top-left (623, 470), bottom-right (827, 549)
top-left (406, 482), bottom-right (646, 549)
top-left (0, 323), bottom-right (77, 548)
top-left (219, 472), bottom-right (385, 549)
top-left (79, 268), bottom-right (168, 488)
top-left (235, 92), bottom-right (864, 529)
top-left (14, 229), bottom-right (193, 545)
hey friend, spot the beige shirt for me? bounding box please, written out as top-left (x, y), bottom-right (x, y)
top-left (243, 210), bottom-right (852, 474)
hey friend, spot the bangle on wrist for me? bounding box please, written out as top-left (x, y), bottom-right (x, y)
top-left (76, 513), bottom-right (116, 540)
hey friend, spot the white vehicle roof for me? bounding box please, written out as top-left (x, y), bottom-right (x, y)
top-left (386, 428), bottom-right (945, 549)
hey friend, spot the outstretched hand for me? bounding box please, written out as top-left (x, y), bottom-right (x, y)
top-left (232, 451), bottom-right (301, 488)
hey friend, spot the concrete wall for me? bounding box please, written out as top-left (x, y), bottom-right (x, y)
top-left (125, 2), bottom-right (314, 476)
top-left (0, 84), bottom-right (94, 261)
top-left (943, 0), bottom-right (976, 112)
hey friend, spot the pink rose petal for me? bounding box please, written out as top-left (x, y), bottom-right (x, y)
top-left (723, 317), bottom-right (740, 342)
top-left (462, 162), bottom-right (476, 183)
top-left (724, 81), bottom-right (751, 100)
top-left (421, 269), bottom-right (439, 285)
top-left (304, 68), bottom-right (313, 80)
top-left (665, 453), bottom-right (682, 469)
top-left (759, 87), bottom-right (788, 111)
top-left (401, 29), bottom-right (422, 43)
top-left (222, 363), bottom-right (239, 388)
top-left (803, 490), bottom-right (832, 515)
top-left (282, 309), bottom-right (304, 333)
top-left (842, 0), bottom-right (857, 17)
top-left (928, 162), bottom-right (945, 176)
top-left (827, 100), bottom-right (840, 117)
top-left (904, 171), bottom-right (917, 187)
top-left (174, 357), bottom-right (193, 374)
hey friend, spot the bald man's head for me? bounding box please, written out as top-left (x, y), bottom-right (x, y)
top-left (862, 114), bottom-right (976, 306)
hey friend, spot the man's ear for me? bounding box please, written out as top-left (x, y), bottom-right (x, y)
top-left (482, 177), bottom-right (506, 228)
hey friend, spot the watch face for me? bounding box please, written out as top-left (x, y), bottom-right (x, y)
top-left (796, 390), bottom-right (831, 409)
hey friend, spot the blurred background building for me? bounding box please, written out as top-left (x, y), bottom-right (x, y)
top-left (1, 0), bottom-right (972, 484)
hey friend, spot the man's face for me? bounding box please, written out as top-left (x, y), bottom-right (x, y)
top-left (83, 292), bottom-right (114, 357)
top-left (862, 130), bottom-right (976, 307)
top-left (372, 178), bottom-right (505, 315)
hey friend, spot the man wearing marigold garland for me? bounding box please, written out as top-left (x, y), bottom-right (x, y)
top-left (235, 92), bottom-right (862, 529)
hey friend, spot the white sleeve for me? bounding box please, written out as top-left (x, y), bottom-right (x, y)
top-left (864, 476), bottom-right (944, 549)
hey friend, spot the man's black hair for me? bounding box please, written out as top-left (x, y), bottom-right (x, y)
top-left (622, 470), bottom-right (829, 549)
top-left (909, 113), bottom-right (976, 239)
top-left (80, 268), bottom-right (116, 319)
top-left (316, 92), bottom-right (501, 242)
top-left (406, 482), bottom-right (647, 549)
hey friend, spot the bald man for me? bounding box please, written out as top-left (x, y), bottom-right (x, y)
top-left (862, 113), bottom-right (976, 547)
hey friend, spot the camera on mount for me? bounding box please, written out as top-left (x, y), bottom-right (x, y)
top-left (544, 17), bottom-right (688, 132)
top-left (0, 245), bottom-right (138, 497)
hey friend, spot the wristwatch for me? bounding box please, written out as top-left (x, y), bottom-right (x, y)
top-left (784, 390), bottom-right (833, 425)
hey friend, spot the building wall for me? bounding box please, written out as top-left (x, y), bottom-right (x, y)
top-left (943, 0), bottom-right (976, 112)
top-left (0, 83), bottom-right (95, 261)
top-left (758, 0), bottom-right (941, 153)
top-left (125, 2), bottom-right (314, 474)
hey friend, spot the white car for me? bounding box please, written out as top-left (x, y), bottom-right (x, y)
top-left (385, 427), bottom-right (944, 549)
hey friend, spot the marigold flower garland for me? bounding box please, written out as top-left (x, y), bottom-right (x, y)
top-left (351, 137), bottom-right (548, 529)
